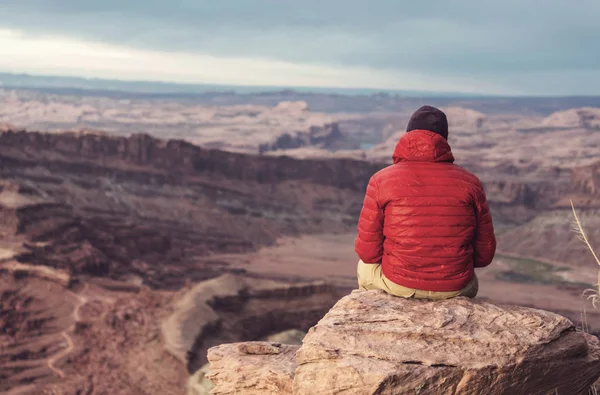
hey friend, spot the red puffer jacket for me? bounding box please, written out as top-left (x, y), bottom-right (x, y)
top-left (355, 129), bottom-right (496, 292)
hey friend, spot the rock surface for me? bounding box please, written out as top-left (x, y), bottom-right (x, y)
top-left (207, 342), bottom-right (299, 395)
top-left (207, 290), bottom-right (600, 395)
top-left (189, 330), bottom-right (306, 395)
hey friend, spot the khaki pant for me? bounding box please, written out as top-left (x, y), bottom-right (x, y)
top-left (357, 260), bottom-right (478, 300)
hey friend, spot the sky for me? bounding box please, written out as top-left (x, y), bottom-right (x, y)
top-left (0, 1), bottom-right (598, 96)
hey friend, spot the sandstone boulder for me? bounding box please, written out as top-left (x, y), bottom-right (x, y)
top-left (207, 290), bottom-right (600, 395)
top-left (207, 342), bottom-right (299, 395)
top-left (189, 330), bottom-right (307, 395)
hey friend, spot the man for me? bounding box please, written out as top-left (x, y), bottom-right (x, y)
top-left (355, 105), bottom-right (496, 299)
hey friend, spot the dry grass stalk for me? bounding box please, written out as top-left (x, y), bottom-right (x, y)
top-left (570, 200), bottom-right (600, 308)
top-left (570, 200), bottom-right (600, 395)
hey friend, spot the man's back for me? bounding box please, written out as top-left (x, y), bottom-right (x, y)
top-left (355, 107), bottom-right (496, 294)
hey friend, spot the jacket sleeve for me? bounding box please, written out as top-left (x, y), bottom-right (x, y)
top-left (355, 175), bottom-right (385, 263)
top-left (472, 180), bottom-right (496, 268)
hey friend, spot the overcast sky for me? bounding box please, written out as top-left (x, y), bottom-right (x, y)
top-left (0, 1), bottom-right (598, 95)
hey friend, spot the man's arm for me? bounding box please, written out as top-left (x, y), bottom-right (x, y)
top-left (472, 181), bottom-right (496, 268)
top-left (355, 175), bottom-right (385, 263)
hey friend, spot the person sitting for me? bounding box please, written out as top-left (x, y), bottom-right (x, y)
top-left (355, 105), bottom-right (496, 299)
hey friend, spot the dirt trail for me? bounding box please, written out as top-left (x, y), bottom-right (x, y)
top-left (47, 285), bottom-right (88, 378)
top-left (0, 260), bottom-right (71, 285)
top-left (5, 384), bottom-right (39, 395)
top-left (1, 261), bottom-right (184, 394)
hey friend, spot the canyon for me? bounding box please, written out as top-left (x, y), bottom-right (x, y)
top-left (1, 88), bottom-right (600, 394)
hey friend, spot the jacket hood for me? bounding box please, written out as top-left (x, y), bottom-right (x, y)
top-left (392, 129), bottom-right (455, 164)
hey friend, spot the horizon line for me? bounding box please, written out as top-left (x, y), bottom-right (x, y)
top-left (1, 71), bottom-right (599, 99)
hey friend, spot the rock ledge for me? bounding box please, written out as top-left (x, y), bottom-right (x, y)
top-left (208, 290), bottom-right (600, 395)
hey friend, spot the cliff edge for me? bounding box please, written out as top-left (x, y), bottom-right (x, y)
top-left (207, 290), bottom-right (600, 395)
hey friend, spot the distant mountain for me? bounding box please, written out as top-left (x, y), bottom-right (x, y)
top-left (0, 72), bottom-right (486, 98)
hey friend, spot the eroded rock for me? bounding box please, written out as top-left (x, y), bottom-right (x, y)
top-left (207, 290), bottom-right (600, 395)
top-left (206, 342), bottom-right (299, 395)
top-left (189, 330), bottom-right (306, 395)
top-left (162, 273), bottom-right (338, 372)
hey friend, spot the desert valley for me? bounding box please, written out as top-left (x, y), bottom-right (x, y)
top-left (2, 86), bottom-right (600, 394)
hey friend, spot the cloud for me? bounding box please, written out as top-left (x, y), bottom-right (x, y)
top-left (0, 29), bottom-right (514, 94)
top-left (0, 1), bottom-right (599, 94)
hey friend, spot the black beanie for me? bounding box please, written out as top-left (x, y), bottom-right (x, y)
top-left (406, 105), bottom-right (448, 140)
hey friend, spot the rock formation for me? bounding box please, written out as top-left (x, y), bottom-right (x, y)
top-left (208, 342), bottom-right (299, 395)
top-left (273, 101), bottom-right (310, 113)
top-left (162, 273), bottom-right (339, 372)
top-left (572, 161), bottom-right (600, 198)
top-left (188, 330), bottom-right (306, 395)
top-left (541, 107), bottom-right (600, 130)
top-left (0, 267), bottom-right (338, 394)
top-left (259, 122), bottom-right (356, 154)
top-left (207, 290), bottom-right (600, 395)
top-left (0, 128), bottom-right (380, 288)
top-left (443, 106), bottom-right (488, 134)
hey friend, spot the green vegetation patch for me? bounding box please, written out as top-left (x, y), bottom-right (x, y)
top-left (495, 254), bottom-right (591, 287)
